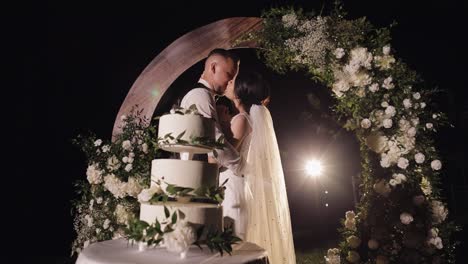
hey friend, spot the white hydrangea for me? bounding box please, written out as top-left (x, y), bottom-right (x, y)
top-left (86, 163), bottom-right (103, 184)
top-left (115, 204), bottom-right (131, 225)
top-left (122, 140), bottom-right (132, 151)
top-left (415, 153), bottom-right (425, 164)
top-left (403, 98), bottom-right (412, 109)
top-left (94, 139), bottom-right (102, 147)
top-left (407, 127), bottom-right (417, 137)
top-left (103, 174), bottom-right (127, 199)
top-left (334, 48), bottom-right (345, 59)
top-left (382, 77), bottom-right (395, 89)
top-left (400, 212), bottom-right (414, 225)
top-left (369, 83), bottom-right (379, 92)
top-left (383, 119), bottom-right (393, 128)
top-left (281, 13), bottom-right (298, 28)
top-left (397, 157), bottom-right (409, 169)
top-left (361, 118), bottom-right (371, 129)
top-left (350, 71), bottom-right (372, 87)
top-left (125, 177), bottom-right (143, 198)
top-left (106, 155), bottom-right (121, 171)
top-left (413, 92), bottom-right (421, 100)
top-left (163, 220), bottom-right (197, 259)
top-left (431, 200), bottom-right (448, 224)
top-left (431, 160), bottom-right (442, 170)
top-left (349, 47), bottom-right (373, 69)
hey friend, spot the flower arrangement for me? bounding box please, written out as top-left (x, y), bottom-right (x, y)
top-left (240, 2), bottom-right (460, 263)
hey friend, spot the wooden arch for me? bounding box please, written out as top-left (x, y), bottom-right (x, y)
top-left (112, 17), bottom-right (263, 140)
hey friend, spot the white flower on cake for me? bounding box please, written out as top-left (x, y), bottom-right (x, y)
top-left (122, 140), bottom-right (132, 151)
top-left (400, 212), bottom-right (414, 225)
top-left (382, 76), bottom-right (394, 89)
top-left (403, 98), bottom-right (412, 109)
top-left (138, 185), bottom-right (162, 202)
top-left (397, 157), bottom-right (409, 169)
top-left (106, 155), bottom-right (121, 171)
top-left (413, 92), bottom-right (421, 100)
top-left (415, 153), bottom-right (425, 164)
top-left (346, 250), bottom-right (360, 263)
top-left (431, 160), bottom-right (442, 170)
top-left (333, 47), bottom-right (345, 59)
top-left (369, 83), bottom-right (379, 92)
top-left (368, 239), bottom-right (379, 250)
top-left (163, 220), bottom-right (197, 259)
top-left (361, 118), bottom-right (371, 129)
top-left (347, 235), bottom-right (361, 248)
top-left (86, 163), bottom-right (103, 184)
top-left (103, 174), bottom-right (127, 198)
top-left (94, 139), bottom-right (102, 147)
top-left (383, 118), bottom-right (393, 128)
top-left (431, 200), bottom-right (448, 224)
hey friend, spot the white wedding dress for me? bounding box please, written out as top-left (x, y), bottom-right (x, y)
top-left (220, 105), bottom-right (296, 264)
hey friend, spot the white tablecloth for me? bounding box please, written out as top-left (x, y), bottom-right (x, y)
top-left (76, 239), bottom-right (268, 264)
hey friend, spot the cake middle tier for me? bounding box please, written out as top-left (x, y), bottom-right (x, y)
top-left (151, 159), bottom-right (219, 194)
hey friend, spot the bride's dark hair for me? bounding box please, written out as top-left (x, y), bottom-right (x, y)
top-left (234, 70), bottom-right (270, 109)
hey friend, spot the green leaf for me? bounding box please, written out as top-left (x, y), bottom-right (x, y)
top-left (171, 211), bottom-right (178, 224)
top-left (164, 206), bottom-right (170, 218)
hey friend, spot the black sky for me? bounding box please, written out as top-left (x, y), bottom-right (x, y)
top-left (16, 0), bottom-right (468, 262)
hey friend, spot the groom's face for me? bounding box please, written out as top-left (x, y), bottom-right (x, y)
top-left (213, 57), bottom-right (237, 95)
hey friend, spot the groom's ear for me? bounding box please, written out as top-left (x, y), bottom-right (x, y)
top-left (210, 61), bottom-right (217, 74)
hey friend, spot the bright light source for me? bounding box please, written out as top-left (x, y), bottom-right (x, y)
top-left (305, 159), bottom-right (323, 177)
top-left (324, 190), bottom-right (328, 194)
top-left (325, 203), bottom-right (329, 207)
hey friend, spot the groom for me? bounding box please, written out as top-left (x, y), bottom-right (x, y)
top-left (180, 48), bottom-right (242, 176)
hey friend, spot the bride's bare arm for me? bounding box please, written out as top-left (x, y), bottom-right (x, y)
top-left (230, 115), bottom-right (250, 151)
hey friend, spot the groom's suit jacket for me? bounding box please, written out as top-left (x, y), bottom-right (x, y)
top-left (180, 81), bottom-right (242, 176)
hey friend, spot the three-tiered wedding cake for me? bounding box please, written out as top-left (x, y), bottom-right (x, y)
top-left (139, 110), bottom-right (223, 232)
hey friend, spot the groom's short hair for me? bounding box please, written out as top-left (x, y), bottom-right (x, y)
top-left (207, 48), bottom-right (239, 63)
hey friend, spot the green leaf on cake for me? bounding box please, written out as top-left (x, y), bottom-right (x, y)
top-left (171, 211), bottom-right (178, 224)
top-left (164, 206), bottom-right (170, 218)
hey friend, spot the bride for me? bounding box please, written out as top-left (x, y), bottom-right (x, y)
top-left (217, 67), bottom-right (296, 264)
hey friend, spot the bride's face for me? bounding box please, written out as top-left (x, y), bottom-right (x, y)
top-left (224, 75), bottom-right (237, 101)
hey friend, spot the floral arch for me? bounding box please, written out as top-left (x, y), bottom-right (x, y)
top-left (73, 5), bottom-right (459, 264)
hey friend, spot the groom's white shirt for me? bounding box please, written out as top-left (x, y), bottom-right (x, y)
top-left (180, 78), bottom-right (242, 176)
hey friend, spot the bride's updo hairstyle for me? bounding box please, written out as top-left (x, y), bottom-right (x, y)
top-left (234, 70), bottom-right (271, 109)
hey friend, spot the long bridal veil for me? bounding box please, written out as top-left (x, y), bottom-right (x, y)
top-left (243, 105), bottom-right (296, 264)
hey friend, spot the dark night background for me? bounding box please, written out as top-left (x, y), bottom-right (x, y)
top-left (15, 0), bottom-right (467, 263)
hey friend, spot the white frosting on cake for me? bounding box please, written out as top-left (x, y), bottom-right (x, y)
top-left (140, 201), bottom-right (223, 230)
top-left (151, 159), bottom-right (218, 196)
top-left (158, 113), bottom-right (215, 153)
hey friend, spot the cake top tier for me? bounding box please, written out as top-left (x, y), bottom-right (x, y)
top-left (157, 105), bottom-right (221, 154)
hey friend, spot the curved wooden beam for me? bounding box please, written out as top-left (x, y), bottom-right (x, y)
top-left (112, 17), bottom-right (263, 140)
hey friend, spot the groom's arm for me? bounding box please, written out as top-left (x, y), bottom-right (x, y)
top-left (181, 89), bottom-right (243, 176)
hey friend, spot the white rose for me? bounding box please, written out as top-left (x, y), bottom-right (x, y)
top-left (163, 220), bottom-right (197, 256)
top-left (361, 118), bottom-right (371, 129)
top-left (103, 174), bottom-right (127, 198)
top-left (380, 155), bottom-right (391, 168)
top-left (397, 157), bottom-right (409, 169)
top-left (389, 179), bottom-right (398, 186)
top-left (407, 127), bottom-right (417, 137)
top-left (420, 102), bottom-right (426, 108)
top-left (393, 173), bottom-right (407, 183)
top-left (385, 105), bottom-right (396, 116)
top-left (334, 48), bottom-right (345, 59)
top-left (432, 113), bottom-right (438, 119)
top-left (86, 163), bottom-right (103, 184)
top-left (428, 236), bottom-right (443, 249)
top-left (127, 157), bottom-right (134, 164)
top-left (368, 239), bottom-right (379, 250)
top-left (415, 153), bottom-right (425, 164)
top-left (369, 83), bottom-right (379, 92)
top-left (381, 101), bottom-right (389, 108)
top-left (347, 235), bottom-right (361, 248)
top-left (142, 143), bottom-right (149, 154)
top-left (382, 77), bottom-right (394, 89)
top-left (400, 212), bottom-right (414, 225)
top-left (122, 156), bottom-right (129, 163)
top-left (122, 140), bottom-right (132, 151)
top-left (403, 98), bottom-right (412, 109)
top-left (129, 152), bottom-right (135, 158)
top-left (383, 118), bottom-right (393, 128)
top-left (346, 251), bottom-right (360, 263)
top-left (102, 145), bottom-right (110, 153)
top-left (426, 123), bottom-right (433, 129)
top-left (94, 139), bottom-right (102, 147)
top-left (413, 92), bottom-right (421, 100)
top-left (431, 160), bottom-right (442, 170)
top-left (125, 164), bottom-right (133, 172)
